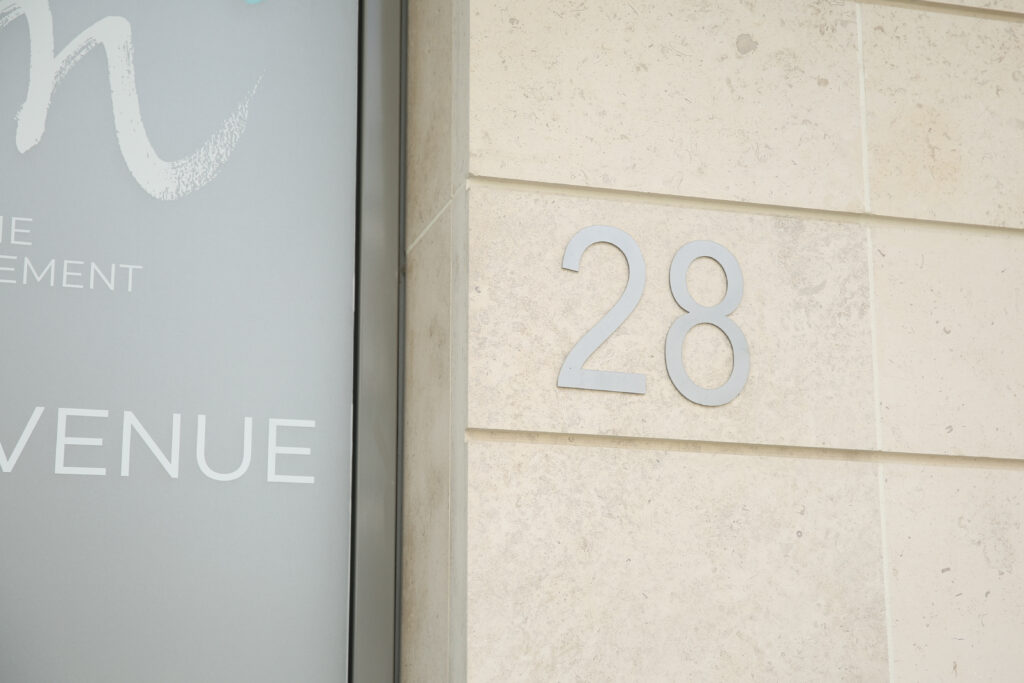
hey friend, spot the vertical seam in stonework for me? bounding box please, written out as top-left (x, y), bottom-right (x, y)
top-left (450, 0), bottom-right (458, 200)
top-left (446, 182), bottom-right (468, 683)
top-left (857, 2), bottom-right (883, 453)
top-left (448, 194), bottom-right (457, 683)
top-left (866, 225), bottom-right (882, 450)
top-left (856, 3), bottom-right (873, 214)
top-left (878, 464), bottom-right (896, 681)
top-left (448, 0), bottom-right (471, 676)
top-left (450, 0), bottom-right (469, 205)
top-left (448, 210), bottom-right (455, 683)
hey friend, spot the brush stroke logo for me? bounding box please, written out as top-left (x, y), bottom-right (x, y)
top-left (0, 0), bottom-right (259, 200)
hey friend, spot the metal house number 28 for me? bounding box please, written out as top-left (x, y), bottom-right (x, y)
top-left (557, 225), bottom-right (750, 407)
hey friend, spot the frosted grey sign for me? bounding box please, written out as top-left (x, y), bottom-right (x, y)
top-left (0, 1), bottom-right (357, 681)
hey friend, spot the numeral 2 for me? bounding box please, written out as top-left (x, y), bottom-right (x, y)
top-left (557, 225), bottom-right (647, 394)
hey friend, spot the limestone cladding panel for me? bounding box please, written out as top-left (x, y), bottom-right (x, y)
top-left (402, 209), bottom-right (453, 683)
top-left (467, 184), bottom-right (875, 450)
top-left (406, 0), bottom-right (454, 247)
top-left (863, 5), bottom-right (1024, 229)
top-left (873, 223), bottom-right (1024, 460)
top-left (467, 441), bottom-right (887, 682)
top-left (884, 463), bottom-right (1024, 681)
top-left (469, 0), bottom-right (863, 212)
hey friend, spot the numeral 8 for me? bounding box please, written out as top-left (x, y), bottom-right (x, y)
top-left (665, 241), bottom-right (749, 406)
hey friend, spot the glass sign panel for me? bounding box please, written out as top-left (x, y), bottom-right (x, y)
top-left (0, 1), bottom-right (357, 680)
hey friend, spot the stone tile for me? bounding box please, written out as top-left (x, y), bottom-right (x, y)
top-left (467, 185), bottom-right (875, 450)
top-left (402, 211), bottom-right (452, 683)
top-left (885, 463), bottom-right (1024, 682)
top-left (873, 224), bottom-right (1024, 459)
top-left (448, 185), bottom-right (471, 682)
top-left (452, 0), bottom-right (470, 187)
top-left (469, 0), bottom-right (864, 212)
top-left (863, 6), bottom-right (1024, 228)
top-left (467, 441), bottom-right (887, 682)
top-left (407, 0), bottom-right (454, 248)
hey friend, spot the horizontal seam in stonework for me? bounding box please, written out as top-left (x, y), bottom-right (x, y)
top-left (406, 197), bottom-right (453, 255)
top-left (464, 428), bottom-right (1024, 471)
top-left (857, 0), bottom-right (1024, 22)
top-left (467, 175), bottom-right (1024, 236)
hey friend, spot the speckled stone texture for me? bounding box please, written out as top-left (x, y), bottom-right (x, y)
top-left (885, 463), bottom-right (1024, 681)
top-left (406, 0), bottom-right (455, 248)
top-left (873, 223), bottom-right (1024, 460)
top-left (470, 0), bottom-right (864, 211)
top-left (863, 6), bottom-right (1024, 228)
top-left (402, 209), bottom-right (454, 683)
top-left (468, 184), bottom-right (875, 450)
top-left (468, 441), bottom-right (888, 682)
top-left (403, 0), bottom-right (1024, 680)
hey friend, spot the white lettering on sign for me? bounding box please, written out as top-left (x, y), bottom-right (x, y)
top-left (0, 405), bottom-right (43, 473)
top-left (55, 407), bottom-right (108, 476)
top-left (267, 418), bottom-right (316, 485)
top-left (0, 407), bottom-right (318, 484)
top-left (0, 216), bottom-right (34, 246)
top-left (196, 415), bottom-right (253, 482)
top-left (0, 0), bottom-right (260, 200)
top-left (0, 215), bottom-right (144, 292)
top-left (121, 411), bottom-right (182, 479)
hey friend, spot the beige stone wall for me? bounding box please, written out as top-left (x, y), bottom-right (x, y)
top-left (404, 0), bottom-right (1024, 680)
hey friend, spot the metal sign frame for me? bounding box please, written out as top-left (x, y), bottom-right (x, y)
top-left (351, 0), bottom-right (403, 680)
